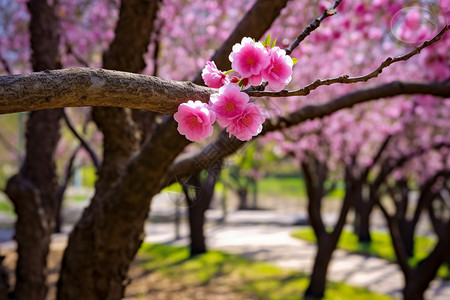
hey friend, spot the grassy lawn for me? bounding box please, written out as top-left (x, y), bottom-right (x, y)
top-left (291, 227), bottom-right (450, 279)
top-left (257, 176), bottom-right (306, 198)
top-left (0, 197), bottom-right (14, 215)
top-left (138, 243), bottom-right (394, 300)
top-left (255, 176), bottom-right (345, 200)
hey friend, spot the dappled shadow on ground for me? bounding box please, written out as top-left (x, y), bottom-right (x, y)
top-left (0, 243), bottom-right (254, 300)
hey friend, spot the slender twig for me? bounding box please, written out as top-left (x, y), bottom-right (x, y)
top-left (63, 109), bottom-right (100, 169)
top-left (0, 54), bottom-right (12, 75)
top-left (244, 0), bottom-right (343, 93)
top-left (152, 17), bottom-right (163, 77)
top-left (58, 144), bottom-right (81, 198)
top-left (161, 81), bottom-right (450, 184)
top-left (65, 43), bottom-right (89, 67)
top-left (249, 25), bottom-right (450, 98)
top-left (285, 0), bottom-right (343, 55)
top-left (0, 130), bottom-right (21, 159)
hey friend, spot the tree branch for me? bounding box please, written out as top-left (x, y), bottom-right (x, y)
top-left (263, 81), bottom-right (449, 132)
top-left (0, 68), bottom-right (214, 115)
top-left (248, 25), bottom-right (449, 98)
top-left (162, 81), bottom-right (450, 184)
top-left (194, 0), bottom-right (291, 83)
top-left (285, 0), bottom-right (343, 55)
top-left (63, 109), bottom-right (100, 169)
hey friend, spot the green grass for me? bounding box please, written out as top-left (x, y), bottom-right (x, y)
top-left (139, 243), bottom-right (394, 300)
top-left (162, 175), bottom-right (345, 202)
top-left (0, 198), bottom-right (14, 215)
top-left (79, 166), bottom-right (97, 188)
top-left (292, 227), bottom-right (449, 279)
top-left (257, 176), bottom-right (307, 198)
top-left (256, 176), bottom-right (345, 200)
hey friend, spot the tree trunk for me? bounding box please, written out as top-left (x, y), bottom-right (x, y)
top-left (238, 188), bottom-right (248, 210)
top-left (403, 248), bottom-right (449, 300)
top-left (57, 0), bottom-right (288, 298)
top-left (304, 235), bottom-right (336, 299)
top-left (355, 200), bottom-right (373, 243)
top-left (251, 178), bottom-right (258, 209)
top-left (400, 221), bottom-right (414, 258)
top-left (184, 163), bottom-right (222, 257)
top-left (57, 1), bottom-right (161, 299)
top-left (403, 276), bottom-right (428, 300)
top-left (188, 203), bottom-right (208, 256)
top-left (6, 109), bottom-right (63, 300)
top-left (0, 257), bottom-right (10, 300)
top-left (57, 119), bottom-right (191, 300)
top-left (4, 1), bottom-right (62, 299)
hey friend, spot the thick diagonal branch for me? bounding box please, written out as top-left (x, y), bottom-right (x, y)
top-left (0, 68), bottom-right (214, 115)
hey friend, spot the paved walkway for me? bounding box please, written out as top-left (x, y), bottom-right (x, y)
top-left (1, 200), bottom-right (450, 299)
top-left (143, 210), bottom-right (450, 300)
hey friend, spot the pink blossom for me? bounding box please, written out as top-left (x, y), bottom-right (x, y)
top-left (210, 83), bottom-right (249, 127)
top-left (201, 61), bottom-right (229, 88)
top-left (248, 73), bottom-right (263, 86)
top-left (404, 8), bottom-right (421, 30)
top-left (229, 37), bottom-right (270, 78)
top-left (174, 100), bottom-right (216, 142)
top-left (262, 47), bottom-right (293, 91)
top-left (227, 103), bottom-right (265, 141)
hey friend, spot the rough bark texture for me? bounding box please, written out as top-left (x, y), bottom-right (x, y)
top-left (0, 68), bottom-right (214, 115)
top-left (4, 1), bottom-right (62, 300)
top-left (0, 73), bottom-right (448, 116)
top-left (94, 0), bottom-right (161, 194)
top-left (58, 1), bottom-right (287, 298)
top-left (57, 118), bottom-right (189, 300)
top-left (58, 1), bottom-right (161, 299)
top-left (5, 109), bottom-right (63, 300)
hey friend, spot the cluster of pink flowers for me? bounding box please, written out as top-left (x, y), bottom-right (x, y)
top-left (175, 35), bottom-right (295, 142)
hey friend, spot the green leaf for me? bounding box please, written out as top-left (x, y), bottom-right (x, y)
top-left (263, 33), bottom-right (271, 47)
top-left (271, 38), bottom-right (277, 48)
top-left (326, 8), bottom-right (337, 16)
top-left (292, 58), bottom-right (299, 65)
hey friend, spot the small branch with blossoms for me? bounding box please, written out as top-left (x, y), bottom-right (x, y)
top-left (163, 81), bottom-right (450, 183)
top-left (173, 5), bottom-right (448, 143)
top-left (175, 34), bottom-right (296, 142)
top-left (173, 0), bottom-right (346, 143)
top-left (248, 25), bottom-right (450, 98)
